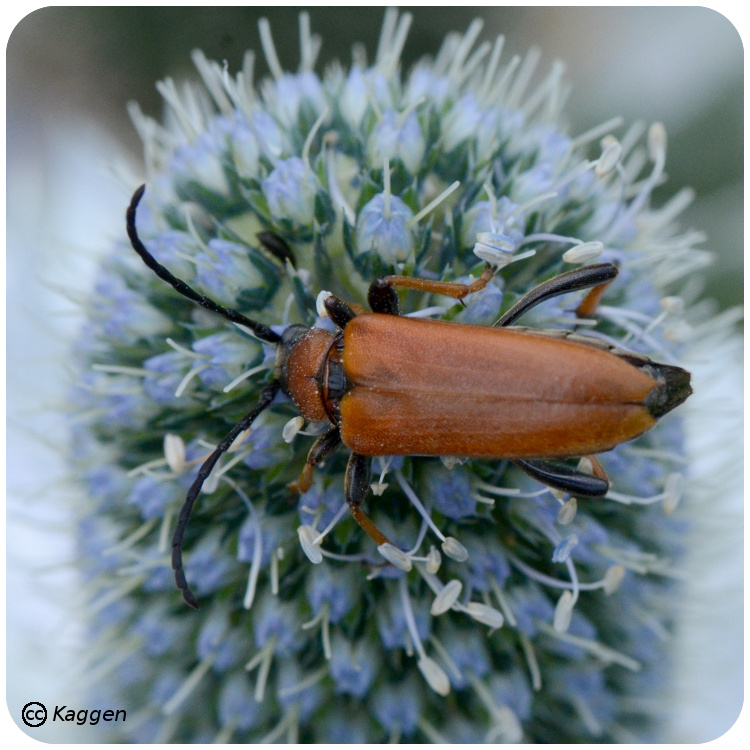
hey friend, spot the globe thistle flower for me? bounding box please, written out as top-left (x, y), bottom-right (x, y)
top-left (70, 10), bottom-right (731, 742)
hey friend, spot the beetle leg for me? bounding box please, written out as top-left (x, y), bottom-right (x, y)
top-left (288, 426), bottom-right (342, 494)
top-left (513, 458), bottom-right (609, 498)
top-left (256, 230), bottom-right (296, 268)
top-left (173, 381), bottom-right (280, 609)
top-left (493, 263), bottom-right (618, 328)
top-left (345, 453), bottom-right (393, 546)
top-left (372, 262), bottom-right (496, 305)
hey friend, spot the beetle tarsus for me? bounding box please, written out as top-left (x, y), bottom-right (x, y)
top-left (513, 458), bottom-right (610, 498)
top-left (289, 427), bottom-right (342, 494)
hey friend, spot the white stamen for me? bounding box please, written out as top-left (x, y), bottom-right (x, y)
top-left (174, 363), bottom-right (209, 398)
top-left (417, 657), bottom-right (451, 697)
top-left (426, 546), bottom-right (442, 574)
top-left (91, 364), bottom-right (152, 376)
top-left (298, 525), bottom-right (323, 564)
top-left (440, 455), bottom-right (463, 470)
top-left (201, 465), bottom-right (220, 494)
top-left (312, 502), bottom-right (348, 544)
top-left (648, 121), bottom-right (667, 163)
top-left (557, 497), bottom-right (577, 525)
top-left (258, 18), bottom-right (284, 81)
top-left (603, 564), bottom-right (626, 595)
top-left (395, 472), bottom-right (446, 542)
top-left (660, 296), bottom-right (685, 315)
top-left (222, 363), bottom-right (272, 393)
top-left (378, 543), bottom-right (412, 571)
top-left (298, 12), bottom-right (319, 71)
top-left (166, 337), bottom-right (206, 359)
top-left (447, 18), bottom-right (484, 82)
top-left (383, 158), bottom-right (391, 221)
top-left (283, 416), bottom-right (305, 443)
top-left (302, 106), bottom-right (330, 169)
top-left (485, 706), bottom-right (524, 744)
top-left (537, 621), bottom-right (642, 671)
top-left (662, 472), bottom-right (684, 514)
top-left (326, 150), bottom-right (356, 226)
top-left (552, 535), bottom-right (578, 563)
top-left (270, 548), bottom-right (280, 594)
top-left (569, 116), bottom-right (624, 151)
top-left (553, 589), bottom-right (575, 633)
top-left (595, 140), bottom-right (622, 177)
top-left (489, 575), bottom-right (517, 627)
top-left (562, 241), bottom-right (604, 264)
top-left (102, 519), bottom-right (157, 557)
top-left (465, 602), bottom-right (504, 629)
top-left (163, 653), bottom-right (216, 715)
top-left (441, 536), bottom-right (469, 562)
top-left (479, 35), bottom-right (505, 100)
top-left (408, 180), bottom-right (460, 227)
top-left (163, 433), bottom-right (186, 473)
top-left (158, 506), bottom-right (172, 554)
top-left (519, 632), bottom-right (542, 691)
top-left (430, 579), bottom-right (463, 616)
top-left (370, 481), bottom-right (388, 496)
top-left (316, 290), bottom-right (333, 318)
top-left (277, 664), bottom-right (329, 699)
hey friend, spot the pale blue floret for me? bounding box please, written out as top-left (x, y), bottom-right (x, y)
top-left (134, 607), bottom-right (188, 657)
top-left (329, 634), bottom-right (377, 698)
top-left (253, 596), bottom-right (303, 655)
top-left (488, 671), bottom-right (534, 722)
top-left (440, 627), bottom-right (491, 689)
top-left (237, 514), bottom-right (289, 569)
top-left (194, 239), bottom-right (266, 307)
top-left (372, 676), bottom-right (422, 735)
top-left (181, 534), bottom-right (235, 598)
top-left (304, 562), bottom-right (357, 623)
top-left (128, 475), bottom-right (182, 520)
top-left (171, 130), bottom-right (231, 198)
top-left (367, 109), bottom-right (426, 173)
top-left (218, 673), bottom-right (260, 730)
top-left (355, 192), bottom-right (414, 264)
top-left (276, 662), bottom-right (324, 720)
top-left (262, 156), bottom-right (318, 225)
top-left (421, 463), bottom-right (476, 520)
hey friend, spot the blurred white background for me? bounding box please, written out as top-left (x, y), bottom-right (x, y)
top-left (6, 6), bottom-right (743, 743)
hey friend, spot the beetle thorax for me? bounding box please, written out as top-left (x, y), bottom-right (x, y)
top-left (276, 326), bottom-right (346, 424)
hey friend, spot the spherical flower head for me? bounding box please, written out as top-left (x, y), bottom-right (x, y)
top-left (69, 9), bottom-right (729, 744)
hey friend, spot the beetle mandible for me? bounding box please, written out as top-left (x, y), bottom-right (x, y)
top-left (126, 184), bottom-right (692, 608)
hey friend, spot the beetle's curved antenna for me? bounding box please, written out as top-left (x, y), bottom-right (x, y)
top-left (493, 263), bottom-right (618, 328)
top-left (126, 185), bottom-right (281, 345)
top-left (173, 381), bottom-right (280, 608)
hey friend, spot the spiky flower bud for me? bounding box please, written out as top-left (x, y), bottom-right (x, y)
top-left (70, 10), bottom-right (734, 742)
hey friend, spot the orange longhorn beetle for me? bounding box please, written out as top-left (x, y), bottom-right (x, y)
top-left (126, 185), bottom-right (691, 608)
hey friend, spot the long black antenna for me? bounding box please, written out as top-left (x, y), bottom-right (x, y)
top-left (493, 263), bottom-right (618, 328)
top-left (173, 381), bottom-right (280, 608)
top-left (126, 185), bottom-right (281, 345)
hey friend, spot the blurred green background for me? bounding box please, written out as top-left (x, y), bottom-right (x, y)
top-left (8, 5), bottom-right (743, 305)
